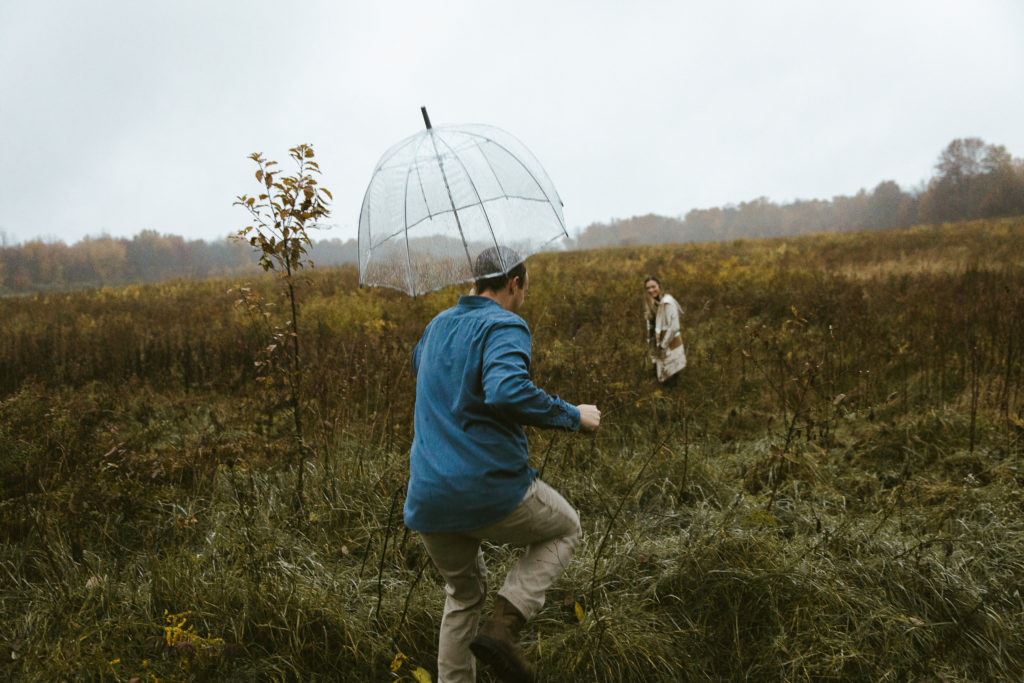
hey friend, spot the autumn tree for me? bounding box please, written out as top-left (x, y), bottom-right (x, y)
top-left (978, 146), bottom-right (1024, 217)
top-left (921, 138), bottom-right (1024, 222)
top-left (233, 144), bottom-right (331, 508)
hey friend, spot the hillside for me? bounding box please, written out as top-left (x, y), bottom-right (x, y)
top-left (2, 218), bottom-right (1023, 680)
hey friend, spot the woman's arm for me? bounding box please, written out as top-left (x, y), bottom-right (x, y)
top-left (659, 298), bottom-right (681, 349)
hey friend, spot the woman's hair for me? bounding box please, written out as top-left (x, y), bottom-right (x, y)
top-left (643, 276), bottom-right (661, 321)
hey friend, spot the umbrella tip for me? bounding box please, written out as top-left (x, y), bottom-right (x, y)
top-left (421, 106), bottom-right (432, 130)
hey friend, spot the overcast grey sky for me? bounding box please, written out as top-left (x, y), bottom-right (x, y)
top-left (1, 0), bottom-right (1022, 246)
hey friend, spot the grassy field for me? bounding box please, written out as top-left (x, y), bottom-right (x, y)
top-left (2, 219), bottom-right (1023, 681)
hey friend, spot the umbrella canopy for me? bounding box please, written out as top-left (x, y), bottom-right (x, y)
top-left (358, 108), bottom-right (568, 296)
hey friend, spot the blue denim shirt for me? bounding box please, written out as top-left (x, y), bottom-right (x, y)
top-left (404, 296), bottom-right (580, 533)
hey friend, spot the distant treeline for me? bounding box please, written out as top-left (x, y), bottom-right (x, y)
top-left (573, 137), bottom-right (1024, 248)
top-left (2, 137), bottom-right (1022, 293)
top-left (0, 231), bottom-right (358, 294)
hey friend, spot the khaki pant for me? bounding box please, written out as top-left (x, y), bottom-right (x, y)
top-left (418, 479), bottom-right (582, 683)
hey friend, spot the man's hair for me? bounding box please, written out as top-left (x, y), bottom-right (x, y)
top-left (473, 246), bottom-right (526, 293)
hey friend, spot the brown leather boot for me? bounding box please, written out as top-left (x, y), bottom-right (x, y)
top-left (469, 595), bottom-right (536, 683)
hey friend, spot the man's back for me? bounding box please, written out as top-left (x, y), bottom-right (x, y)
top-left (405, 295), bottom-right (578, 533)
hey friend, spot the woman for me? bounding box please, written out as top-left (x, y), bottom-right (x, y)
top-left (644, 276), bottom-right (686, 385)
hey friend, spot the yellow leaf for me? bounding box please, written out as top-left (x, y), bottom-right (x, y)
top-left (391, 653), bottom-right (432, 682)
top-left (410, 665), bottom-right (432, 683)
top-left (574, 601), bottom-right (584, 622)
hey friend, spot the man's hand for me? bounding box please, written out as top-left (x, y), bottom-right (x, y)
top-left (577, 404), bottom-right (601, 432)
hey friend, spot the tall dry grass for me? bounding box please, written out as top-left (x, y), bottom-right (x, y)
top-left (1, 218), bottom-right (1023, 680)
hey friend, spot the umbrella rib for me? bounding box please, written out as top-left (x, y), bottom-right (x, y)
top-left (470, 137), bottom-right (508, 198)
top-left (402, 135), bottom-right (445, 295)
top-left (433, 133), bottom-right (502, 273)
top-left (413, 161), bottom-right (432, 215)
top-left (402, 154), bottom-right (418, 295)
top-left (430, 132), bottom-right (481, 274)
top-left (468, 137), bottom-right (510, 260)
top-left (448, 129), bottom-right (568, 238)
top-left (357, 183), bottom-right (372, 284)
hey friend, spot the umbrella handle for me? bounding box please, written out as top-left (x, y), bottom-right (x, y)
top-left (421, 106), bottom-right (432, 130)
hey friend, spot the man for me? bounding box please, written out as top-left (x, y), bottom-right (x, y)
top-left (405, 246), bottom-right (601, 683)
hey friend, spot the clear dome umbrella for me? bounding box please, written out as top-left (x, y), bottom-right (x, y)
top-left (358, 108), bottom-right (568, 296)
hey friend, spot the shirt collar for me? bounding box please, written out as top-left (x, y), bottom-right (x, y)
top-left (458, 295), bottom-right (501, 308)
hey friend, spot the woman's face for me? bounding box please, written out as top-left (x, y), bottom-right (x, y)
top-left (645, 279), bottom-right (661, 299)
